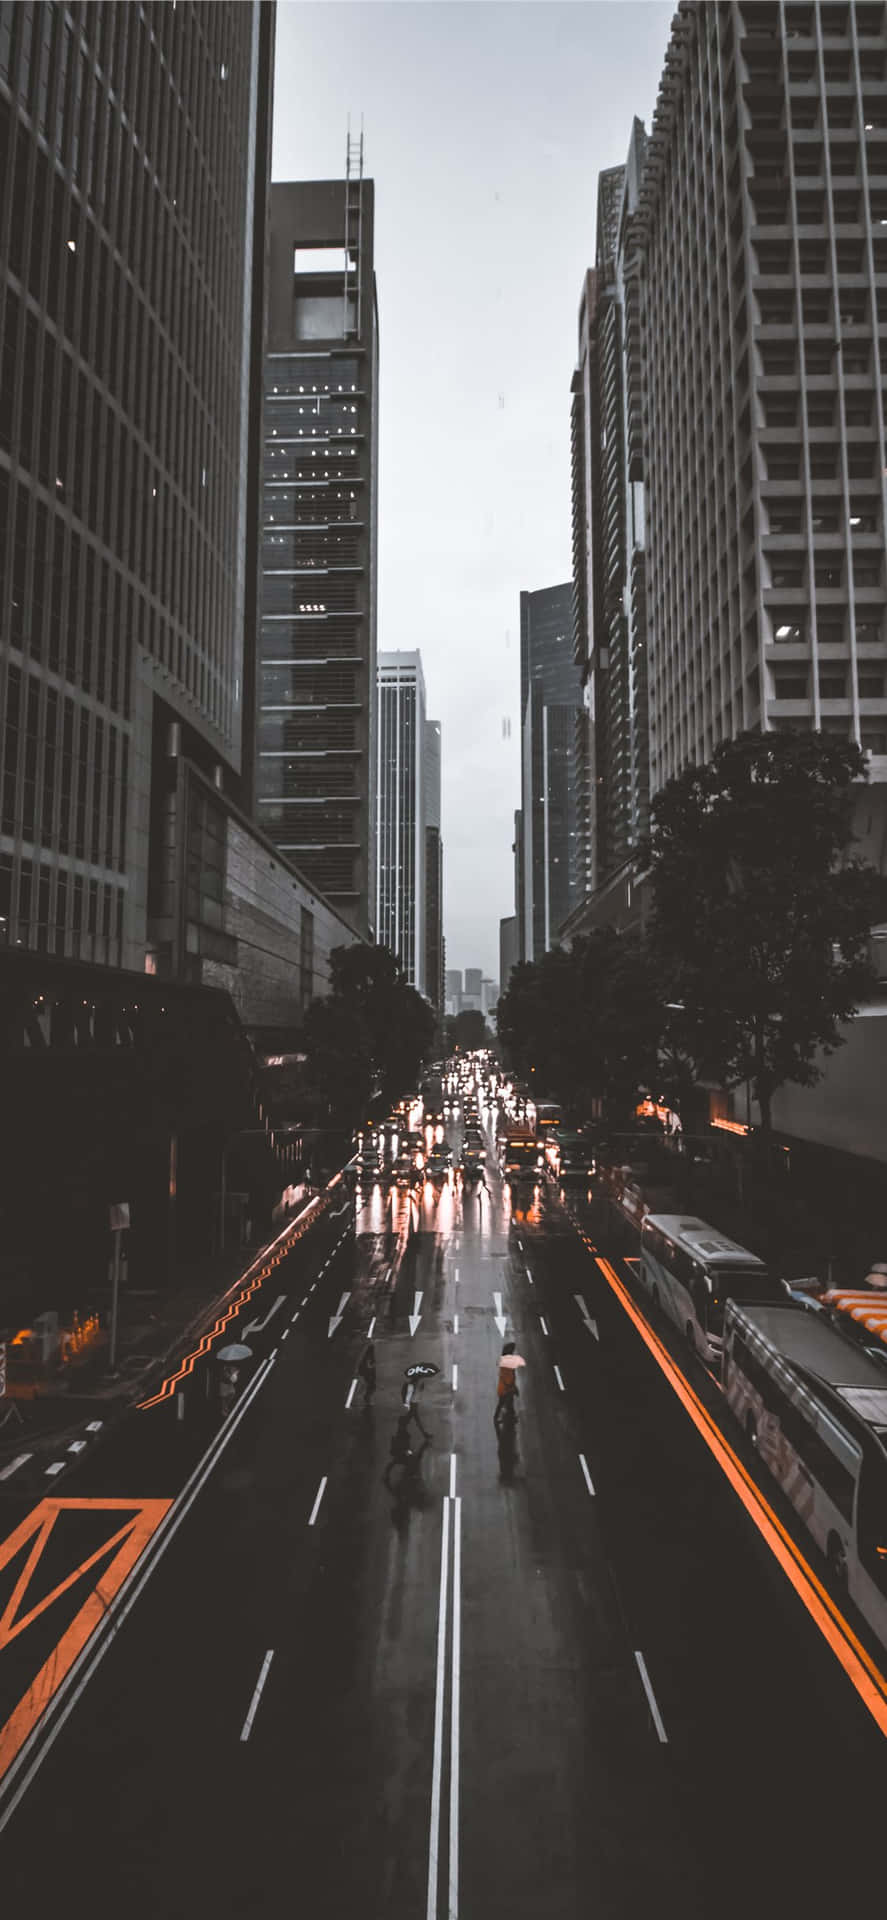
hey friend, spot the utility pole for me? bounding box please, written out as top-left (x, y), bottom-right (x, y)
top-left (108, 1201), bottom-right (130, 1371)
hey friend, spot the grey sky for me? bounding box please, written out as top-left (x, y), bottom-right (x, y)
top-left (273, 1), bottom-right (673, 980)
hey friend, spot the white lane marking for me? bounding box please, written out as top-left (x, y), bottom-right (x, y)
top-left (454, 1266), bottom-right (460, 1284)
top-left (517, 1238), bottom-right (523, 1251)
top-left (85, 1421), bottom-right (103, 1433)
top-left (45, 1462), bottom-right (66, 1477)
top-left (309, 1282), bottom-right (316, 1294)
top-left (239, 1649), bottom-right (275, 1742)
top-left (452, 1364), bottom-right (458, 1392)
top-left (634, 1650), bottom-right (668, 1743)
top-left (0, 1454), bottom-right (31, 1481)
top-left (449, 1495), bottom-right (462, 1918)
top-left (449, 1453), bottom-right (457, 1498)
top-left (327, 1290), bottom-right (351, 1338)
top-left (0, 1348), bottom-right (277, 1832)
top-left (242, 1293), bottom-right (285, 1338)
top-left (67, 1440), bottom-right (87, 1453)
top-left (574, 1293), bottom-right (600, 1340)
top-left (409, 1290), bottom-right (424, 1337)
top-left (525, 1265), bottom-right (534, 1286)
top-left (578, 1452), bottom-right (596, 1497)
top-left (290, 1309), bottom-right (300, 1325)
top-left (454, 1313), bottom-right (459, 1336)
top-left (426, 1499), bottom-right (451, 1920)
top-left (539, 1316), bottom-right (550, 1337)
top-left (308, 1476), bottom-right (328, 1527)
top-left (367, 1314), bottom-right (376, 1340)
top-left (345, 1378), bottom-right (358, 1409)
top-left (493, 1290), bottom-right (507, 1337)
top-left (554, 1365), bottom-right (565, 1392)
top-left (281, 1328), bottom-right (289, 1342)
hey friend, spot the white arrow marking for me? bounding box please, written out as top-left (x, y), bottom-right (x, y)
top-left (574, 1293), bottom-right (599, 1340)
top-left (493, 1290), bottom-right (507, 1338)
top-left (242, 1294), bottom-right (285, 1338)
top-left (327, 1291), bottom-right (351, 1338)
top-left (409, 1290), bottom-right (424, 1337)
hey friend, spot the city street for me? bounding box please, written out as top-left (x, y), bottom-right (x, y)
top-left (1, 1105), bottom-right (886, 1917)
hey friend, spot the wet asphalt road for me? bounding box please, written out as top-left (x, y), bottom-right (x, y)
top-left (1, 1093), bottom-right (886, 1915)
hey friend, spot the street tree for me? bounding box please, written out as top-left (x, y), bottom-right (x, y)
top-left (496, 932), bottom-right (664, 1126)
top-left (446, 1009), bottom-right (492, 1052)
top-left (649, 729), bottom-right (887, 1132)
top-left (303, 944), bottom-right (436, 1123)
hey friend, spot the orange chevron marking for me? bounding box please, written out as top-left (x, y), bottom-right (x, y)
top-left (0, 1496), bottom-right (171, 1784)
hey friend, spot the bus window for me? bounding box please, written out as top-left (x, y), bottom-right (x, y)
top-left (779, 1399), bottom-right (857, 1521)
top-left (856, 1449), bottom-right (887, 1592)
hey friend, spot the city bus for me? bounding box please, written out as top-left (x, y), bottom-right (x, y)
top-left (723, 1299), bottom-right (887, 1645)
top-left (639, 1214), bottom-right (780, 1366)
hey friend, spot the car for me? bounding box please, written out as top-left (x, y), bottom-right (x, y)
top-left (425, 1147), bottom-right (453, 1182)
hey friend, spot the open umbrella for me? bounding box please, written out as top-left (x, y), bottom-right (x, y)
top-left (498, 1353), bottom-right (526, 1370)
top-left (404, 1362), bottom-right (439, 1379)
top-left (217, 1342), bottom-right (253, 1363)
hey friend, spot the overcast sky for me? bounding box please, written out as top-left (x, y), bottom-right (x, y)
top-left (272, 0), bottom-right (673, 980)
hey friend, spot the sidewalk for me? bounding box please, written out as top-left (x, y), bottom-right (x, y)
top-left (0, 1199), bottom-right (330, 1472)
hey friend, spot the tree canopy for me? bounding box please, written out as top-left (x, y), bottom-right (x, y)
top-left (445, 1009), bottom-right (490, 1051)
top-left (302, 943), bottom-right (436, 1125)
top-left (649, 729), bottom-right (887, 1130)
top-left (496, 930), bottom-right (664, 1126)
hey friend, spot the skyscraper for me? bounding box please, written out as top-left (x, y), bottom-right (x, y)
top-left (376, 651), bottom-right (428, 990)
top-left (424, 717), bottom-right (444, 1022)
top-left (519, 583), bottom-right (583, 959)
top-left (638, 0), bottom-right (887, 801)
top-left (0, 1), bottom-right (276, 970)
top-left (258, 163), bottom-right (380, 938)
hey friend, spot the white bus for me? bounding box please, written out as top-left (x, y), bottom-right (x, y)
top-left (639, 1214), bottom-right (780, 1366)
top-left (723, 1300), bottom-right (887, 1647)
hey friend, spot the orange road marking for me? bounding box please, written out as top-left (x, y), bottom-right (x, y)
top-left (138, 1193), bottom-right (333, 1409)
top-left (0, 1497), bottom-right (171, 1784)
top-left (593, 1252), bottom-right (887, 1735)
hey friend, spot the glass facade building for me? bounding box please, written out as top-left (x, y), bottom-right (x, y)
top-left (258, 177), bottom-right (379, 938)
top-left (519, 583), bottom-right (583, 959)
top-left (0, 0), bottom-right (275, 968)
top-left (376, 651), bottom-right (427, 991)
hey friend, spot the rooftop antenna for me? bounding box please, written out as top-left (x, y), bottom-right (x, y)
top-left (344, 115), bottom-right (364, 340)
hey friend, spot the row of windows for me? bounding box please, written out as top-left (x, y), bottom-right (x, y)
top-left (0, 848), bottom-right (124, 962)
top-left (2, 660), bottom-right (128, 869)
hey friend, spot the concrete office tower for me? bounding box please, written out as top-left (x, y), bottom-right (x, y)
top-left (445, 968), bottom-right (463, 1017)
top-left (376, 651), bottom-right (428, 990)
top-left (638, 0), bottom-right (887, 802)
top-left (0, 2), bottom-right (275, 970)
top-left (571, 136), bottom-right (650, 908)
top-left (424, 718), bottom-right (444, 1021)
top-left (259, 165), bottom-right (380, 937)
top-left (499, 914), bottom-right (518, 994)
top-left (520, 584), bottom-right (583, 959)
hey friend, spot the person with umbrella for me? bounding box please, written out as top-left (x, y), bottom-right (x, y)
top-left (401, 1361), bottom-right (438, 1438)
top-left (494, 1340), bottom-right (526, 1430)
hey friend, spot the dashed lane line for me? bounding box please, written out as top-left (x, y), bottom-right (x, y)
top-left (539, 1316), bottom-right (550, 1337)
top-left (578, 1453), bottom-right (596, 1497)
top-left (239, 1650), bottom-right (274, 1743)
top-left (634, 1650), bottom-right (668, 1744)
top-left (0, 1455), bottom-right (31, 1482)
top-left (345, 1379), bottom-right (358, 1409)
top-left (307, 1477), bottom-right (328, 1527)
top-left (554, 1365), bottom-right (565, 1392)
